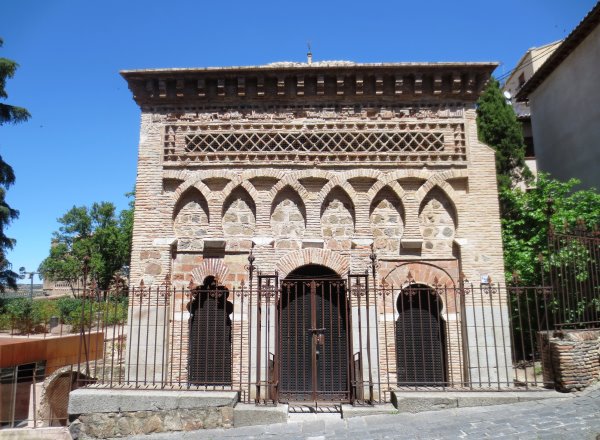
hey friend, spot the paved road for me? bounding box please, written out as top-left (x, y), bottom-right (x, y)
top-left (128, 386), bottom-right (600, 440)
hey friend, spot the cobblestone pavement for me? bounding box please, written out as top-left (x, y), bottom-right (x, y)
top-left (127, 386), bottom-right (600, 440)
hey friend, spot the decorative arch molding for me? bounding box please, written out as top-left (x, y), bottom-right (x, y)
top-left (382, 169), bottom-right (435, 183)
top-left (382, 261), bottom-right (456, 319)
top-left (292, 169), bottom-right (336, 182)
top-left (416, 183), bottom-right (459, 230)
top-left (415, 174), bottom-right (462, 209)
top-left (373, 168), bottom-right (467, 198)
top-left (197, 169), bottom-right (239, 181)
top-left (277, 249), bottom-right (349, 280)
top-left (341, 169), bottom-right (384, 181)
top-left (341, 169), bottom-right (385, 191)
top-left (366, 180), bottom-right (407, 205)
top-left (191, 259), bottom-right (230, 286)
top-left (240, 168), bottom-right (287, 182)
top-left (317, 179), bottom-right (359, 207)
top-left (172, 178), bottom-right (212, 201)
top-left (171, 181), bottom-right (213, 220)
top-left (368, 169), bottom-right (435, 203)
top-left (268, 175), bottom-right (310, 201)
top-left (221, 180), bottom-right (260, 207)
top-left (381, 261), bottom-right (456, 289)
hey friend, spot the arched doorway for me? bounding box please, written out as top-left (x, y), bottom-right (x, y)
top-left (395, 284), bottom-right (447, 386)
top-left (278, 265), bottom-right (350, 402)
top-left (188, 276), bottom-right (233, 386)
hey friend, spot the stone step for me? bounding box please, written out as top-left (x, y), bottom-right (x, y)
top-left (341, 403), bottom-right (397, 418)
top-left (391, 390), bottom-right (566, 413)
top-left (233, 403), bottom-right (289, 427)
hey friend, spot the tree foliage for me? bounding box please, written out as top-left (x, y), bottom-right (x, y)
top-left (477, 78), bottom-right (531, 193)
top-left (501, 173), bottom-right (600, 286)
top-left (39, 196), bottom-right (134, 291)
top-left (0, 38), bottom-right (30, 292)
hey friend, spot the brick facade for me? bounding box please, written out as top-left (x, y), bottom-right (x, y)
top-left (122, 61), bottom-right (510, 394)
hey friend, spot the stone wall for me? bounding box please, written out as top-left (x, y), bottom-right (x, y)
top-left (540, 329), bottom-right (600, 392)
top-left (70, 407), bottom-right (233, 439)
top-left (68, 389), bottom-right (237, 439)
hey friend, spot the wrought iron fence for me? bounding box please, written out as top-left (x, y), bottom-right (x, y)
top-left (2, 222), bottom-right (598, 428)
top-left (65, 280), bottom-right (559, 405)
top-left (547, 223), bottom-right (600, 328)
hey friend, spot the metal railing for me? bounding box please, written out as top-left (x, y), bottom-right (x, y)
top-left (2, 222), bottom-right (598, 428)
top-left (63, 281), bottom-right (564, 403)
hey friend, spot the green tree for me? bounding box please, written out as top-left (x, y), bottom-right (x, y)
top-left (501, 173), bottom-right (600, 286)
top-left (39, 196), bottom-right (134, 291)
top-left (0, 38), bottom-right (30, 291)
top-left (477, 78), bottom-right (531, 194)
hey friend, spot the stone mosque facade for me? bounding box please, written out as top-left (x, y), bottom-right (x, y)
top-left (122, 60), bottom-right (510, 400)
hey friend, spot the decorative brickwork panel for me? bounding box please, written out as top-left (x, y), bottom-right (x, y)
top-left (419, 189), bottom-right (456, 257)
top-left (370, 187), bottom-right (404, 253)
top-left (321, 188), bottom-right (355, 250)
top-left (163, 116), bottom-right (467, 166)
top-left (185, 129), bottom-right (444, 154)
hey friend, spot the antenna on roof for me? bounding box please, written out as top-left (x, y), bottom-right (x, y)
top-left (307, 42), bottom-right (313, 65)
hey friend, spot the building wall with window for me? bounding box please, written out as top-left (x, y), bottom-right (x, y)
top-left (502, 40), bottom-right (561, 179)
top-left (517, 3), bottom-right (600, 190)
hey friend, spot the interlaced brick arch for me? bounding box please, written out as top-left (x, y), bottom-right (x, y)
top-left (341, 168), bottom-right (384, 185)
top-left (291, 168), bottom-right (336, 182)
top-left (366, 180), bottom-right (407, 205)
top-left (381, 262), bottom-right (456, 316)
top-left (190, 259), bottom-right (230, 286)
top-left (317, 179), bottom-right (359, 208)
top-left (417, 183), bottom-right (459, 226)
top-left (382, 261), bottom-right (455, 288)
top-left (268, 175), bottom-right (310, 202)
top-left (220, 180), bottom-right (260, 207)
top-left (171, 180), bottom-right (213, 219)
top-left (240, 168), bottom-right (287, 182)
top-left (277, 249), bottom-right (349, 279)
top-left (415, 174), bottom-right (462, 211)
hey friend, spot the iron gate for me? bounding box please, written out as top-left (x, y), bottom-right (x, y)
top-left (395, 284), bottom-right (447, 386)
top-left (188, 279), bottom-right (233, 386)
top-left (277, 277), bottom-right (351, 402)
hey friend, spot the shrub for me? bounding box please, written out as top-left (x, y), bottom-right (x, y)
top-left (3, 298), bottom-right (34, 333)
top-left (56, 297), bottom-right (82, 323)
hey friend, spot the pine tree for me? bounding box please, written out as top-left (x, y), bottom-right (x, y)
top-left (476, 78), bottom-right (531, 194)
top-left (0, 38), bottom-right (30, 291)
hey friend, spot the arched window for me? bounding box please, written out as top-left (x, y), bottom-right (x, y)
top-left (396, 284), bottom-right (447, 386)
top-left (188, 276), bottom-right (233, 386)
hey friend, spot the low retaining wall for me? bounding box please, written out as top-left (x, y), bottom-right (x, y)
top-left (540, 329), bottom-right (600, 392)
top-left (68, 389), bottom-right (237, 439)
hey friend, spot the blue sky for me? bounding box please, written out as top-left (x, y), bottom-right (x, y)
top-left (1, 0), bottom-right (597, 283)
